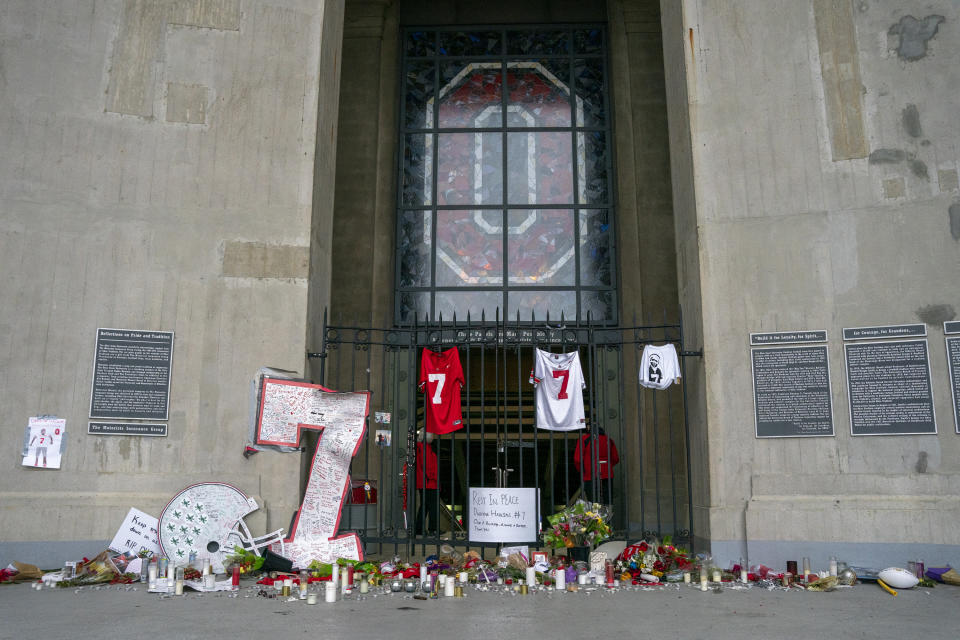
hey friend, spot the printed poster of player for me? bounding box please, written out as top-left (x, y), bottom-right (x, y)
top-left (22, 417), bottom-right (66, 469)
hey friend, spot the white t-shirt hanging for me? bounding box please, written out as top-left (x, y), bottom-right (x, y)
top-left (639, 344), bottom-right (681, 390)
top-left (529, 348), bottom-right (587, 431)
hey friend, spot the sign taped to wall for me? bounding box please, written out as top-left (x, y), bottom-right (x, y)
top-left (22, 417), bottom-right (66, 469)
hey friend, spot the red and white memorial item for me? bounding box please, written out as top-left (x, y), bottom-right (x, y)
top-left (158, 482), bottom-right (284, 574)
top-left (529, 349), bottom-right (587, 431)
top-left (255, 378), bottom-right (370, 567)
top-left (419, 347), bottom-right (465, 434)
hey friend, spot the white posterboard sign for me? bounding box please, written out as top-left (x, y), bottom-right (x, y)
top-left (108, 507), bottom-right (161, 556)
top-left (469, 487), bottom-right (539, 543)
top-left (22, 417), bottom-right (66, 469)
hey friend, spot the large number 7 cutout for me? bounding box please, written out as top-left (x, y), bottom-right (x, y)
top-left (255, 378), bottom-right (370, 567)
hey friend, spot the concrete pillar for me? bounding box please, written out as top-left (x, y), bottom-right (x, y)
top-left (661, 0), bottom-right (960, 567)
top-left (0, 0), bottom-right (343, 566)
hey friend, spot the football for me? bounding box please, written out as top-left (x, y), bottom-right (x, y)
top-left (877, 567), bottom-right (919, 589)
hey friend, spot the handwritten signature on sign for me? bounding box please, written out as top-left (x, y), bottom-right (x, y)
top-left (256, 378), bottom-right (370, 566)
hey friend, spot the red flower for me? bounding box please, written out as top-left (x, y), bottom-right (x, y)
top-left (638, 542), bottom-right (649, 552)
top-left (653, 561), bottom-right (664, 572)
top-left (657, 546), bottom-right (665, 555)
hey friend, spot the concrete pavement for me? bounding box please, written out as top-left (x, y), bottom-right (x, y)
top-left (1, 578), bottom-right (958, 640)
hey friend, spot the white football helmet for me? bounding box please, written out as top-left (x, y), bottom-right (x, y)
top-left (158, 482), bottom-right (284, 573)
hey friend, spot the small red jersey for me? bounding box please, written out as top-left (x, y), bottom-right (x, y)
top-left (415, 442), bottom-right (439, 489)
top-left (419, 347), bottom-right (465, 434)
top-left (573, 433), bottom-right (619, 481)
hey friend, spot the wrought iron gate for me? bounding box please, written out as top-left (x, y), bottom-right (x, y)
top-left (312, 310), bottom-right (698, 557)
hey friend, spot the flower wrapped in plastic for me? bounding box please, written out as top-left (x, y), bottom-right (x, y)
top-left (615, 536), bottom-right (692, 580)
top-left (543, 500), bottom-right (612, 549)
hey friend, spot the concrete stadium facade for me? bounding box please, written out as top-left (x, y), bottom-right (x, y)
top-left (1, 0), bottom-right (957, 569)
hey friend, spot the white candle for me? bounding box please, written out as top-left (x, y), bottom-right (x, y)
top-left (341, 567), bottom-right (350, 594)
top-left (444, 577), bottom-right (455, 597)
top-left (829, 557), bottom-right (838, 577)
top-left (325, 582), bottom-right (336, 603)
top-left (700, 572), bottom-right (708, 591)
top-left (331, 566), bottom-right (339, 591)
top-left (712, 569), bottom-right (721, 583)
top-left (525, 567), bottom-right (536, 586)
top-left (683, 572), bottom-right (691, 584)
top-left (202, 564), bottom-right (210, 576)
top-left (438, 574), bottom-right (447, 587)
top-left (147, 564), bottom-right (158, 590)
top-left (359, 577), bottom-right (369, 594)
top-left (174, 579), bottom-right (183, 595)
top-left (459, 571), bottom-right (468, 584)
top-left (420, 566), bottom-right (428, 586)
top-left (554, 569), bottom-right (566, 590)
top-left (577, 573), bottom-right (588, 585)
top-left (203, 574), bottom-right (216, 590)
top-left (306, 593), bottom-right (318, 605)
top-left (740, 568), bottom-right (748, 583)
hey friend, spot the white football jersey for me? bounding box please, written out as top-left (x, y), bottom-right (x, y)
top-left (639, 344), bottom-right (681, 390)
top-left (529, 349), bottom-right (586, 431)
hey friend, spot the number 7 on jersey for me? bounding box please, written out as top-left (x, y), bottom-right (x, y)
top-left (427, 373), bottom-right (446, 404)
top-left (552, 369), bottom-right (569, 399)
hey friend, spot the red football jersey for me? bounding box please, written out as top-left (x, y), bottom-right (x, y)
top-left (419, 347), bottom-right (465, 434)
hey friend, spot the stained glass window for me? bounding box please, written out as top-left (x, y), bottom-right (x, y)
top-left (397, 26), bottom-right (615, 325)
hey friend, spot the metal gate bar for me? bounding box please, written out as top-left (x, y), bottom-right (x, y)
top-left (313, 309), bottom-right (698, 558)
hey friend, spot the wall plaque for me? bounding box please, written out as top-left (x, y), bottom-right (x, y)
top-left (750, 330), bottom-right (827, 346)
top-left (947, 336), bottom-right (960, 434)
top-left (90, 329), bottom-right (174, 421)
top-left (752, 346), bottom-right (834, 438)
top-left (844, 339), bottom-right (936, 435)
top-left (842, 324), bottom-right (926, 340)
top-left (88, 422), bottom-right (167, 436)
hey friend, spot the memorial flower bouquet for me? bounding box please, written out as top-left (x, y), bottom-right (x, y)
top-left (226, 545), bottom-right (265, 575)
top-left (615, 536), bottom-right (692, 579)
top-left (543, 500), bottom-right (612, 549)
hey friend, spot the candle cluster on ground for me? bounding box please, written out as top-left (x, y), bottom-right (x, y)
top-left (11, 539), bottom-right (949, 602)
